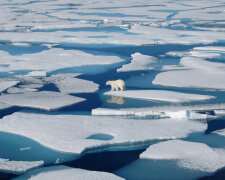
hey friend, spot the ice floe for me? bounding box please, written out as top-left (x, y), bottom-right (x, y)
top-left (0, 91), bottom-right (85, 110)
top-left (0, 48), bottom-right (125, 73)
top-left (115, 140), bottom-right (225, 180)
top-left (0, 79), bottom-right (19, 93)
top-left (0, 112), bottom-right (206, 154)
top-left (104, 90), bottom-right (215, 103)
top-left (141, 140), bottom-right (225, 172)
top-left (13, 165), bottom-right (124, 180)
top-left (46, 74), bottom-right (99, 94)
top-left (92, 108), bottom-right (216, 120)
top-left (0, 158), bottom-right (43, 175)
top-left (117, 53), bottom-right (157, 72)
top-left (153, 57), bottom-right (225, 90)
top-left (214, 110), bottom-right (225, 116)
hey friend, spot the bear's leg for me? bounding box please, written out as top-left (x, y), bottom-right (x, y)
top-left (115, 86), bottom-right (119, 91)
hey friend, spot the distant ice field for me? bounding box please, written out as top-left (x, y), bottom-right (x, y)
top-left (0, 0), bottom-right (225, 179)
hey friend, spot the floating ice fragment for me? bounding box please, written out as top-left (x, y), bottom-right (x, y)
top-left (7, 87), bottom-right (38, 94)
top-left (115, 140), bottom-right (225, 180)
top-left (13, 165), bottom-right (124, 180)
top-left (0, 112), bottom-right (206, 154)
top-left (140, 140), bottom-right (225, 173)
top-left (214, 110), bottom-right (225, 116)
top-left (46, 74), bottom-right (99, 94)
top-left (0, 91), bottom-right (85, 110)
top-left (105, 90), bottom-right (215, 103)
top-left (0, 48), bottom-right (125, 72)
top-left (153, 57), bottom-right (225, 90)
top-left (0, 80), bottom-right (19, 93)
top-left (92, 108), bottom-right (216, 120)
top-left (0, 158), bottom-right (43, 175)
top-left (117, 53), bottom-right (157, 72)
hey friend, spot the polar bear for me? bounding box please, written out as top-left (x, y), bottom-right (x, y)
top-left (106, 79), bottom-right (125, 91)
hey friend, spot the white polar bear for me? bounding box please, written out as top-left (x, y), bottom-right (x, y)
top-left (106, 79), bottom-right (125, 91)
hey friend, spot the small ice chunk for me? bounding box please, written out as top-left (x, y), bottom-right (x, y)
top-left (0, 91), bottom-right (85, 110)
top-left (92, 108), bottom-right (135, 116)
top-left (46, 74), bottom-right (99, 94)
top-left (19, 147), bottom-right (31, 151)
top-left (140, 140), bottom-right (225, 172)
top-left (13, 165), bottom-right (124, 180)
top-left (0, 158), bottom-right (43, 175)
top-left (26, 71), bottom-right (47, 77)
top-left (105, 90), bottom-right (215, 103)
top-left (214, 110), bottom-right (225, 115)
top-left (117, 53), bottom-right (157, 72)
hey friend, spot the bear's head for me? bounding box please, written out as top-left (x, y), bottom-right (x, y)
top-left (106, 81), bottom-right (110, 85)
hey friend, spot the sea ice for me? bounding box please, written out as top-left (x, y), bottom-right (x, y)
top-left (214, 110), bottom-right (225, 116)
top-left (7, 87), bottom-right (38, 94)
top-left (117, 53), bottom-right (157, 72)
top-left (0, 158), bottom-right (43, 175)
top-left (0, 80), bottom-right (19, 93)
top-left (140, 140), bottom-right (225, 173)
top-left (92, 108), bottom-right (216, 120)
top-left (0, 91), bottom-right (85, 110)
top-left (104, 90), bottom-right (215, 103)
top-left (0, 112), bottom-right (206, 154)
top-left (13, 165), bottom-right (124, 180)
top-left (153, 57), bottom-right (225, 90)
top-left (46, 74), bottom-right (99, 94)
top-left (0, 48), bottom-right (125, 73)
top-left (115, 140), bottom-right (225, 180)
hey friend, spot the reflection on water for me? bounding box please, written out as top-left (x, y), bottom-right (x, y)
top-left (107, 96), bottom-right (125, 105)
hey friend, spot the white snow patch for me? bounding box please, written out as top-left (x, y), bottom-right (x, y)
top-left (0, 91), bottom-right (85, 110)
top-left (117, 53), bottom-right (157, 72)
top-left (13, 165), bottom-right (124, 180)
top-left (141, 140), bottom-right (225, 172)
top-left (0, 112), bottom-right (206, 154)
top-left (0, 158), bottom-right (43, 175)
top-left (105, 90), bottom-right (215, 103)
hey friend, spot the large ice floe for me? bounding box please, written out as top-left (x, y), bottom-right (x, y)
top-left (105, 90), bottom-right (215, 103)
top-left (117, 53), bottom-right (157, 72)
top-left (0, 112), bottom-right (206, 154)
top-left (0, 91), bottom-right (85, 110)
top-left (115, 140), bottom-right (225, 180)
top-left (0, 48), bottom-right (125, 73)
top-left (13, 165), bottom-right (124, 180)
top-left (0, 158), bottom-right (43, 175)
top-left (45, 74), bottom-right (99, 94)
top-left (153, 57), bottom-right (225, 90)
